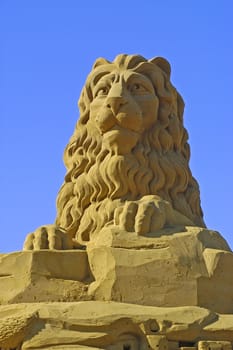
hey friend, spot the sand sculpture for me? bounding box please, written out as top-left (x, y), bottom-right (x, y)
top-left (1, 54), bottom-right (233, 350)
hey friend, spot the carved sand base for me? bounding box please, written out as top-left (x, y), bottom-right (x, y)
top-left (0, 301), bottom-right (233, 349)
top-left (1, 227), bottom-right (233, 313)
top-left (87, 227), bottom-right (233, 313)
top-left (0, 250), bottom-right (92, 304)
top-left (1, 227), bottom-right (233, 349)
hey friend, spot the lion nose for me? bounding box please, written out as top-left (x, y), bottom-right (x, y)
top-left (105, 97), bottom-right (127, 115)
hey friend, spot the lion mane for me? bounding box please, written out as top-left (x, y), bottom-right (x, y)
top-left (55, 54), bottom-right (205, 245)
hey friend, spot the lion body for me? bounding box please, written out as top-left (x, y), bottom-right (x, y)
top-left (55, 54), bottom-right (205, 245)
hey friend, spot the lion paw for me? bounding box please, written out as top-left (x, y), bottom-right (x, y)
top-left (23, 225), bottom-right (74, 250)
top-left (113, 196), bottom-right (166, 235)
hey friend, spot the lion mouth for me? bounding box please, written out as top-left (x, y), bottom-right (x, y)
top-left (104, 125), bottom-right (140, 138)
top-left (102, 125), bottom-right (140, 155)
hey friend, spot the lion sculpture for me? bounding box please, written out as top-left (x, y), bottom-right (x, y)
top-left (24, 54), bottom-right (205, 250)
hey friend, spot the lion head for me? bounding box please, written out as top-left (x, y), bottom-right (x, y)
top-left (55, 54), bottom-right (205, 245)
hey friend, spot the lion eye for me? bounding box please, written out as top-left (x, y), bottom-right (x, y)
top-left (134, 84), bottom-right (141, 90)
top-left (130, 83), bottom-right (147, 94)
top-left (95, 87), bottom-right (109, 97)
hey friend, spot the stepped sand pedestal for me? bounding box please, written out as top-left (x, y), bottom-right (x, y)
top-left (1, 227), bottom-right (233, 349)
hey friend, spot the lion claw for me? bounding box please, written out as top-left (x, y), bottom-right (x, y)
top-left (23, 225), bottom-right (73, 250)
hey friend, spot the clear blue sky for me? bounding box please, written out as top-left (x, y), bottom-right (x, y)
top-left (1, 1), bottom-right (233, 253)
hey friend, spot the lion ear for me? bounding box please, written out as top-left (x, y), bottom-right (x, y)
top-left (150, 57), bottom-right (171, 78)
top-left (92, 57), bottom-right (110, 69)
